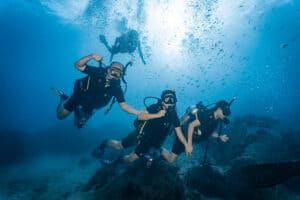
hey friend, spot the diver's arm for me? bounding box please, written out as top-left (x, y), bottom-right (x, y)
top-left (137, 109), bottom-right (166, 121)
top-left (99, 35), bottom-right (112, 52)
top-left (109, 38), bottom-right (120, 61)
top-left (174, 127), bottom-right (187, 146)
top-left (111, 37), bottom-right (121, 51)
top-left (119, 102), bottom-right (140, 116)
top-left (187, 119), bottom-right (200, 146)
top-left (174, 127), bottom-right (192, 155)
top-left (74, 54), bottom-right (102, 71)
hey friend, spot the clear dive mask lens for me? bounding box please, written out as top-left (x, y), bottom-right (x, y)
top-left (109, 67), bottom-right (123, 79)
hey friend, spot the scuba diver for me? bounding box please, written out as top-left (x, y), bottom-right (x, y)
top-left (161, 98), bottom-right (235, 163)
top-left (99, 18), bottom-right (146, 65)
top-left (52, 53), bottom-right (140, 128)
top-left (92, 89), bottom-right (191, 165)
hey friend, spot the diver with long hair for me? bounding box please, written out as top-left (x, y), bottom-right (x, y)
top-left (161, 98), bottom-right (235, 163)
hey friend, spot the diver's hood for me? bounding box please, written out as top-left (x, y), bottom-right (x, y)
top-left (161, 90), bottom-right (177, 102)
top-left (216, 100), bottom-right (231, 116)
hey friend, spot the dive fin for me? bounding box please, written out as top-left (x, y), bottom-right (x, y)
top-left (50, 87), bottom-right (68, 100)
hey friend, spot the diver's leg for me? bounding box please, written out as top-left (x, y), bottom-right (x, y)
top-left (91, 139), bottom-right (119, 158)
top-left (161, 148), bottom-right (178, 164)
top-left (107, 130), bottom-right (138, 150)
top-left (126, 138), bottom-right (150, 163)
top-left (109, 40), bottom-right (121, 61)
top-left (57, 100), bottom-right (71, 120)
top-left (92, 131), bottom-right (138, 158)
top-left (109, 53), bottom-right (114, 62)
top-left (123, 152), bottom-right (139, 163)
top-left (74, 107), bottom-right (92, 128)
top-left (161, 137), bottom-right (184, 163)
top-left (51, 88), bottom-right (71, 119)
top-left (107, 140), bottom-right (124, 150)
top-left (99, 34), bottom-right (112, 52)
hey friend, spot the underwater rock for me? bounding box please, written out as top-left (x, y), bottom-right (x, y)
top-left (185, 161), bottom-right (300, 199)
top-left (279, 129), bottom-right (300, 161)
top-left (283, 176), bottom-right (300, 194)
top-left (235, 114), bottom-right (279, 129)
top-left (85, 160), bottom-right (185, 200)
top-left (255, 128), bottom-right (271, 136)
top-left (211, 119), bottom-right (260, 165)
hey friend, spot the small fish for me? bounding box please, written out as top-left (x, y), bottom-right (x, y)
top-left (281, 43), bottom-right (288, 48)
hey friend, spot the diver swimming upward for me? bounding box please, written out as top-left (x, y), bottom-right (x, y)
top-left (99, 18), bottom-right (146, 65)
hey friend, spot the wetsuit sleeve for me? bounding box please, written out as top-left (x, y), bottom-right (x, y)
top-left (146, 104), bottom-right (159, 114)
top-left (82, 65), bottom-right (100, 75)
top-left (113, 86), bottom-right (125, 103)
top-left (172, 111), bottom-right (180, 128)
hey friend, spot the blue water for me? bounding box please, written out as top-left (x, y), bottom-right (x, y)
top-left (1, 1), bottom-right (300, 199)
top-left (1, 0), bottom-right (299, 132)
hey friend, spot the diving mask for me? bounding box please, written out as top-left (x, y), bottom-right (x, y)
top-left (108, 66), bottom-right (123, 79)
top-left (163, 94), bottom-right (176, 105)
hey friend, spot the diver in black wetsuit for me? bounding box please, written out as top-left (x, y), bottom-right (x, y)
top-left (99, 18), bottom-right (146, 65)
top-left (92, 90), bottom-right (191, 163)
top-left (161, 99), bottom-right (234, 163)
top-left (52, 53), bottom-right (140, 128)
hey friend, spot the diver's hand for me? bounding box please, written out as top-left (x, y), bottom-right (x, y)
top-left (90, 54), bottom-right (102, 61)
top-left (138, 109), bottom-right (165, 120)
top-left (136, 110), bottom-right (143, 116)
top-left (185, 144), bottom-right (193, 156)
top-left (157, 110), bottom-right (166, 118)
top-left (211, 132), bottom-right (219, 138)
top-left (219, 134), bottom-right (229, 142)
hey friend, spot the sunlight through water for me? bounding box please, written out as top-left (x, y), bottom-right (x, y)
top-left (144, 0), bottom-right (190, 61)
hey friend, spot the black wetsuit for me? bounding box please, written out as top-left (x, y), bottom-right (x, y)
top-left (64, 65), bottom-right (125, 115)
top-left (121, 103), bottom-right (180, 156)
top-left (112, 29), bottom-right (139, 54)
top-left (172, 109), bottom-right (219, 155)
